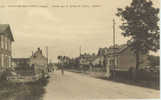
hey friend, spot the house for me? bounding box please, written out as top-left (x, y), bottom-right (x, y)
top-left (12, 58), bottom-right (34, 76)
top-left (104, 44), bottom-right (149, 77)
top-left (79, 53), bottom-right (92, 65)
top-left (0, 24), bottom-right (14, 71)
top-left (11, 48), bottom-right (48, 77)
top-left (76, 53), bottom-right (92, 71)
top-left (30, 48), bottom-right (48, 75)
top-left (78, 53), bottom-right (105, 72)
top-left (12, 58), bottom-right (30, 68)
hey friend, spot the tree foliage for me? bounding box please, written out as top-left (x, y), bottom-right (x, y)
top-left (116, 0), bottom-right (159, 53)
top-left (116, 0), bottom-right (160, 69)
top-left (148, 55), bottom-right (160, 67)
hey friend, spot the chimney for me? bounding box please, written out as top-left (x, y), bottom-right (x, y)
top-left (38, 47), bottom-right (40, 51)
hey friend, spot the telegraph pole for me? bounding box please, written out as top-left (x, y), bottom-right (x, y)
top-left (113, 19), bottom-right (116, 49)
top-left (113, 19), bottom-right (116, 79)
top-left (46, 46), bottom-right (48, 64)
top-left (80, 45), bottom-right (82, 56)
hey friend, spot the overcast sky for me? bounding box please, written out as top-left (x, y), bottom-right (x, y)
top-left (0, 0), bottom-right (159, 62)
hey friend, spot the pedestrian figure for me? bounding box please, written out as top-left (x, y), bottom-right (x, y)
top-left (61, 66), bottom-right (64, 75)
top-left (54, 65), bottom-right (58, 73)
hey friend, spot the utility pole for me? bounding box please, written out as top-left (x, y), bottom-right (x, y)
top-left (113, 19), bottom-right (116, 49)
top-left (32, 51), bottom-right (33, 56)
top-left (46, 46), bottom-right (48, 64)
top-left (80, 45), bottom-right (82, 56)
top-left (113, 19), bottom-right (116, 78)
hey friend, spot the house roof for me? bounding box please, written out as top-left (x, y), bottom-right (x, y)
top-left (12, 58), bottom-right (30, 61)
top-left (117, 44), bottom-right (128, 53)
top-left (31, 48), bottom-right (47, 60)
top-left (0, 24), bottom-right (14, 41)
top-left (12, 58), bottom-right (30, 63)
top-left (102, 44), bottom-right (129, 56)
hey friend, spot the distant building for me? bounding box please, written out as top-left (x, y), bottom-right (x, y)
top-left (97, 44), bottom-right (149, 77)
top-left (12, 58), bottom-right (33, 76)
top-left (12, 58), bottom-right (30, 68)
top-left (105, 44), bottom-right (149, 74)
top-left (79, 53), bottom-right (92, 65)
top-left (78, 53), bottom-right (105, 71)
top-left (0, 24), bottom-right (14, 71)
top-left (12, 48), bottom-right (48, 76)
top-left (30, 48), bottom-right (48, 75)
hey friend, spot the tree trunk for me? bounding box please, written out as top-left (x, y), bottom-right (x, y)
top-left (136, 51), bottom-right (140, 70)
top-left (134, 50), bottom-right (140, 81)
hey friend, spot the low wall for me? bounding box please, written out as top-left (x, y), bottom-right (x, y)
top-left (7, 74), bottom-right (42, 83)
top-left (0, 71), bottom-right (3, 79)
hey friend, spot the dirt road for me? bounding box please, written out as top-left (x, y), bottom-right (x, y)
top-left (43, 71), bottom-right (160, 100)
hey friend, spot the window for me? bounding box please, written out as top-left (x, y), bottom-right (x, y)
top-left (0, 35), bottom-right (2, 47)
top-left (6, 55), bottom-right (9, 68)
top-left (110, 59), bottom-right (115, 65)
top-left (117, 56), bottom-right (119, 66)
top-left (1, 54), bottom-right (4, 67)
top-left (0, 54), bottom-right (1, 68)
top-left (5, 37), bottom-right (8, 50)
top-left (8, 39), bottom-right (11, 51)
top-left (1, 35), bottom-right (3, 49)
top-left (7, 39), bottom-right (9, 50)
top-left (8, 56), bottom-right (11, 68)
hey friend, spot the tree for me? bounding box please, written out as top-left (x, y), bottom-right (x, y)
top-left (57, 56), bottom-right (62, 60)
top-left (116, 0), bottom-right (160, 70)
top-left (148, 55), bottom-right (160, 67)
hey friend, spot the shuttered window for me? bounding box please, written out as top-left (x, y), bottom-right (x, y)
top-left (5, 37), bottom-right (7, 50)
top-left (1, 54), bottom-right (4, 67)
top-left (1, 35), bottom-right (3, 49)
top-left (8, 56), bottom-right (11, 67)
top-left (0, 35), bottom-right (1, 48)
top-left (0, 54), bottom-right (1, 68)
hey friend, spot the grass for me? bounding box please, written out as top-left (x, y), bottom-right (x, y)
top-left (0, 77), bottom-right (49, 100)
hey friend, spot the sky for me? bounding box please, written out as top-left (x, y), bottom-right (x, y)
top-left (0, 0), bottom-right (159, 62)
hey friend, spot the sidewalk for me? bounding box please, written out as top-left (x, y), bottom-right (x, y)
top-left (66, 69), bottom-right (160, 90)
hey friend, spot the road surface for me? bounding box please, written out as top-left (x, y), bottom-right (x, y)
top-left (43, 71), bottom-right (160, 100)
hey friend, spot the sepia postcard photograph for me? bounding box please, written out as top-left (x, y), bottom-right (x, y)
top-left (0, 0), bottom-right (160, 100)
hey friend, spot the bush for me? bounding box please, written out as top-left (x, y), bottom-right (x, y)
top-left (0, 77), bottom-right (49, 100)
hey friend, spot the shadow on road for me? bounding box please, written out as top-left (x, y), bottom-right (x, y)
top-left (67, 69), bottom-right (160, 90)
top-left (95, 76), bottom-right (160, 90)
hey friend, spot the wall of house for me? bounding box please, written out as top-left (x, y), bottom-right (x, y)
top-left (91, 56), bottom-right (101, 66)
top-left (12, 59), bottom-right (30, 68)
top-left (0, 35), bottom-right (12, 70)
top-left (30, 56), bottom-right (47, 66)
top-left (118, 48), bottom-right (149, 70)
top-left (30, 55), bottom-right (48, 74)
top-left (118, 48), bottom-right (136, 71)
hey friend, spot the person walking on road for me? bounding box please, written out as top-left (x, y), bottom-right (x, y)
top-left (60, 65), bottom-right (64, 75)
top-left (53, 65), bottom-right (58, 73)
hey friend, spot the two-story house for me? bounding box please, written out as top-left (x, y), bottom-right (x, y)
top-left (0, 24), bottom-right (14, 71)
top-left (30, 48), bottom-right (48, 75)
top-left (11, 48), bottom-right (48, 76)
